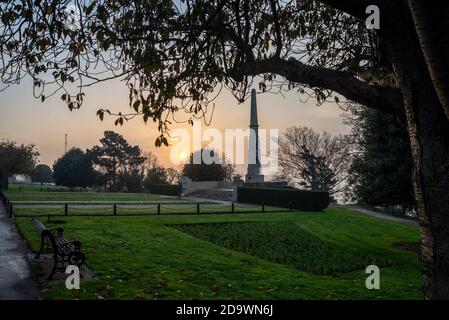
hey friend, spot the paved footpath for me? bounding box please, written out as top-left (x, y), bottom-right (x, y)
top-left (346, 207), bottom-right (419, 227)
top-left (0, 203), bottom-right (39, 299)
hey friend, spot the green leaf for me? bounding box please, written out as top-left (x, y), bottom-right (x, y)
top-left (133, 100), bottom-right (141, 112)
top-left (97, 109), bottom-right (104, 121)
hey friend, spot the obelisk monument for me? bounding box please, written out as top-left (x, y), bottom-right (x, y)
top-left (245, 89), bottom-right (264, 183)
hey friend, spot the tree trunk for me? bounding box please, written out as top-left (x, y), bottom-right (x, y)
top-left (404, 79), bottom-right (449, 299)
top-left (392, 70), bottom-right (449, 299)
top-left (407, 0), bottom-right (449, 121)
top-left (380, 3), bottom-right (449, 298)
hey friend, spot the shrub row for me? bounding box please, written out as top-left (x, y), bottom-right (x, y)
top-left (150, 184), bottom-right (181, 196)
top-left (237, 187), bottom-right (329, 211)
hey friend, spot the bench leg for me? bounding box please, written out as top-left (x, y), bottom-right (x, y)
top-left (48, 254), bottom-right (58, 280)
top-left (35, 235), bottom-right (45, 259)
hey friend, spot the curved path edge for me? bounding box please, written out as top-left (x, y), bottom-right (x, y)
top-left (0, 202), bottom-right (40, 300)
top-left (342, 206), bottom-right (419, 227)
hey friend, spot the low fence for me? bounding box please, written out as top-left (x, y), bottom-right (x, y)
top-left (11, 201), bottom-right (299, 218)
top-left (2, 188), bottom-right (308, 219)
top-left (0, 190), bottom-right (14, 218)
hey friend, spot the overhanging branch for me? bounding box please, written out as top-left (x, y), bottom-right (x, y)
top-left (229, 57), bottom-right (404, 119)
top-left (316, 0), bottom-right (388, 20)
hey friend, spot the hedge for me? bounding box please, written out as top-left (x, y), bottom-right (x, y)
top-left (237, 187), bottom-right (329, 211)
top-left (150, 184), bottom-right (181, 196)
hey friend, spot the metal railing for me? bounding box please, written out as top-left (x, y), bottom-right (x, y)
top-left (11, 201), bottom-right (299, 218)
top-left (0, 190), bottom-right (14, 218)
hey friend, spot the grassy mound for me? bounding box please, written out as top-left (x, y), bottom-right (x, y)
top-left (174, 221), bottom-right (397, 275)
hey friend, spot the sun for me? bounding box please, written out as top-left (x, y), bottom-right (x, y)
top-left (178, 150), bottom-right (188, 161)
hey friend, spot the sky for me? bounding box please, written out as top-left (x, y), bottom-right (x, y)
top-left (0, 76), bottom-right (350, 175)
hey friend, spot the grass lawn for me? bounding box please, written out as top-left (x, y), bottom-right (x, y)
top-left (173, 221), bottom-right (399, 276)
top-left (5, 184), bottom-right (181, 203)
top-left (15, 207), bottom-right (423, 300)
top-left (5, 191), bottom-right (177, 202)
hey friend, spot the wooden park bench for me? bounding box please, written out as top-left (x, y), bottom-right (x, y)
top-left (31, 218), bottom-right (85, 279)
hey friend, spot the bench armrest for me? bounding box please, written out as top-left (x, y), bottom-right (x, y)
top-left (48, 227), bottom-right (64, 237)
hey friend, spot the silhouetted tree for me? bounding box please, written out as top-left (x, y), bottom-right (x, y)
top-left (165, 167), bottom-right (181, 184)
top-left (31, 164), bottom-right (54, 190)
top-left (88, 131), bottom-right (145, 192)
top-left (144, 166), bottom-right (168, 189)
top-left (183, 149), bottom-right (227, 181)
top-left (222, 158), bottom-right (237, 182)
top-left (345, 106), bottom-right (415, 214)
top-left (53, 148), bottom-right (96, 189)
top-left (0, 140), bottom-right (39, 190)
top-left (278, 127), bottom-right (352, 196)
top-left (140, 151), bottom-right (168, 190)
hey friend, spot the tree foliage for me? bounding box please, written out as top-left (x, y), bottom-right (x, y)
top-left (31, 164), bottom-right (54, 184)
top-left (88, 131), bottom-right (145, 191)
top-left (182, 148), bottom-right (232, 181)
top-left (144, 166), bottom-right (168, 189)
top-left (345, 106), bottom-right (415, 213)
top-left (0, 0), bottom-right (398, 144)
top-left (53, 147), bottom-right (96, 188)
top-left (142, 151), bottom-right (173, 190)
top-left (165, 167), bottom-right (181, 184)
top-left (0, 140), bottom-right (39, 189)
